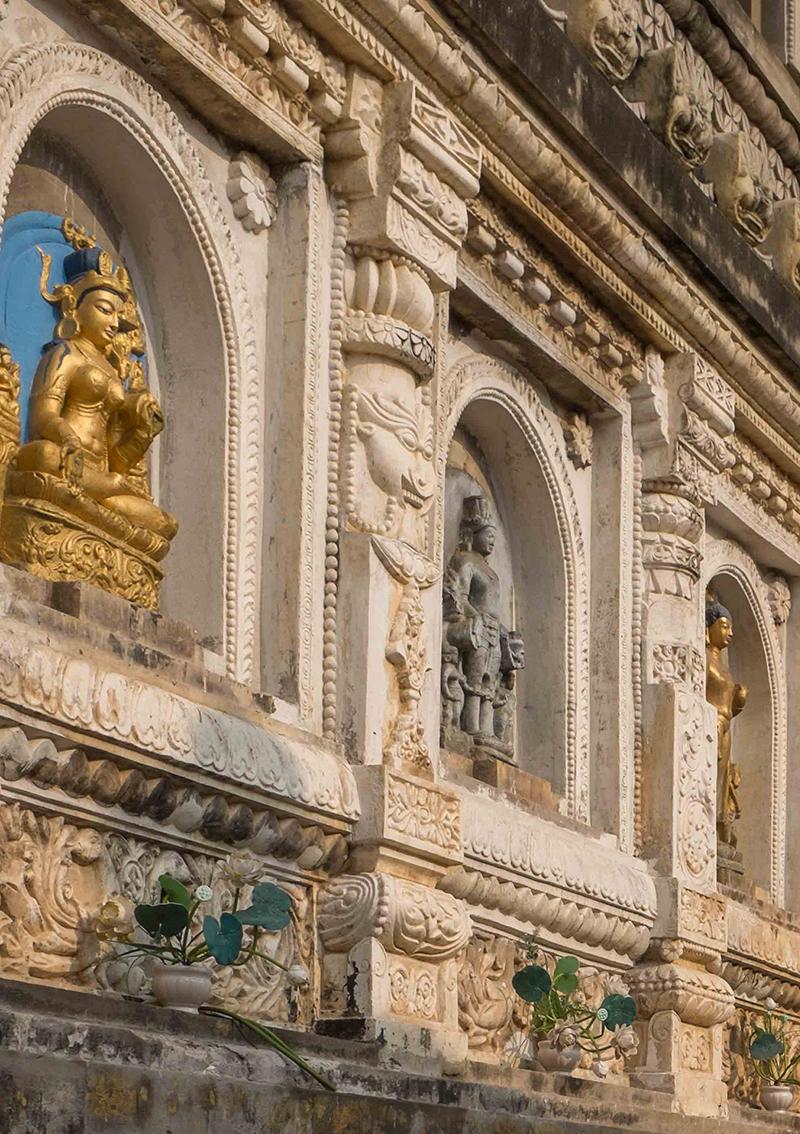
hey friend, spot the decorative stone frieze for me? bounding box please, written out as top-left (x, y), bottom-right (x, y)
top-left (0, 628), bottom-right (359, 821)
top-left (0, 725), bottom-right (349, 872)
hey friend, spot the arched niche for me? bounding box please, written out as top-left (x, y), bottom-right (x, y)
top-left (704, 540), bottom-right (786, 902)
top-left (437, 354), bottom-right (590, 818)
top-left (0, 45), bottom-right (262, 679)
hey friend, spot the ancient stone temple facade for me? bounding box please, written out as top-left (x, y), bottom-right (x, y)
top-left (2, 0), bottom-right (800, 1130)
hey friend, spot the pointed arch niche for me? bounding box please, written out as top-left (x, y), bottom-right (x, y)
top-left (437, 353), bottom-right (590, 820)
top-left (704, 537), bottom-right (786, 903)
top-left (0, 45), bottom-right (262, 680)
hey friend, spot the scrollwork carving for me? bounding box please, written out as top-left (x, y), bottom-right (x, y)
top-left (319, 873), bottom-right (471, 961)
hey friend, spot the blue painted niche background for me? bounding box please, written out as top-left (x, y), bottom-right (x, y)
top-left (0, 211), bottom-right (79, 441)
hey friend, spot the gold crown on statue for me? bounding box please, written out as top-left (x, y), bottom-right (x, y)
top-left (37, 245), bottom-right (137, 341)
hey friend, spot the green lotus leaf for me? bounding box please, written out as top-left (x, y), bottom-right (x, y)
top-left (203, 913), bottom-right (243, 965)
top-left (554, 955), bottom-right (579, 977)
top-left (554, 972), bottom-right (579, 995)
top-left (236, 883), bottom-right (292, 930)
top-left (134, 902), bottom-right (189, 939)
top-left (512, 964), bottom-right (552, 1003)
top-left (601, 994), bottom-right (637, 1028)
top-left (751, 1032), bottom-right (784, 1061)
top-left (158, 874), bottom-right (192, 910)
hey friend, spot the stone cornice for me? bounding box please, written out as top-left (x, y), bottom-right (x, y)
top-left (438, 790), bottom-right (656, 964)
top-left (0, 620), bottom-right (359, 823)
top-left (52, 0), bottom-right (800, 452)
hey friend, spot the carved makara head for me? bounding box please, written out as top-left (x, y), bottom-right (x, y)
top-left (581, 0), bottom-right (639, 83)
top-left (354, 388), bottom-right (434, 517)
top-left (666, 57), bottom-right (713, 168)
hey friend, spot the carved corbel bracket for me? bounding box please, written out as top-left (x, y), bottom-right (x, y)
top-left (318, 870), bottom-right (470, 1042)
top-left (327, 73), bottom-right (481, 290)
top-left (761, 199), bottom-right (800, 296)
top-left (703, 133), bottom-right (774, 246)
top-left (623, 43), bottom-right (713, 167)
top-left (560, 0), bottom-right (640, 84)
top-left (319, 872), bottom-right (470, 960)
top-left (627, 962), bottom-right (734, 1027)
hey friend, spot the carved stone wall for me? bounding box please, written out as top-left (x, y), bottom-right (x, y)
top-left (1, 0), bottom-right (800, 1128)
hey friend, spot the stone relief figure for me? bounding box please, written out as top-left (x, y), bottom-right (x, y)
top-left (705, 600), bottom-right (748, 865)
top-left (441, 495), bottom-right (524, 759)
top-left (0, 246), bottom-right (177, 609)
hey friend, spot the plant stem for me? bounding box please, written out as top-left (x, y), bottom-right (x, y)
top-left (199, 1007), bottom-right (335, 1092)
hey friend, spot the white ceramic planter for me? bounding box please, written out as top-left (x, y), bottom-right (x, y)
top-left (535, 1040), bottom-right (582, 1073)
top-left (151, 963), bottom-right (213, 1010)
top-left (761, 1084), bottom-right (795, 1113)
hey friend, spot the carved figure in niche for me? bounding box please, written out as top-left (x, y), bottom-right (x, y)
top-left (441, 495), bottom-right (524, 759)
top-left (705, 600), bottom-right (748, 861)
top-left (441, 643), bottom-right (465, 731)
top-left (0, 246), bottom-right (177, 609)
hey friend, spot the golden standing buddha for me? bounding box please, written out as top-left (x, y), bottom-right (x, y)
top-left (705, 600), bottom-right (748, 853)
top-left (0, 244), bottom-right (177, 608)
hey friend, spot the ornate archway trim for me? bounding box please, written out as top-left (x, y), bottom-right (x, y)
top-left (437, 353), bottom-right (590, 821)
top-left (703, 537), bottom-right (787, 905)
top-left (0, 42), bottom-right (261, 684)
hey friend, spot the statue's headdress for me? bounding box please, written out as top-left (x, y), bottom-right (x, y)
top-left (38, 245), bottom-right (138, 343)
top-left (705, 600), bottom-right (732, 628)
top-left (458, 495), bottom-right (496, 548)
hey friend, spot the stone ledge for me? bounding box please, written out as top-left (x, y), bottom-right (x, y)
top-left (0, 979), bottom-right (792, 1133)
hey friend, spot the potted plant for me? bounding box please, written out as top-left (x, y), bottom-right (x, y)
top-left (512, 942), bottom-right (639, 1077)
top-left (747, 998), bottom-right (800, 1112)
top-left (90, 852), bottom-right (334, 1090)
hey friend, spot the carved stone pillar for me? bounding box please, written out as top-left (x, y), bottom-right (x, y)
top-left (328, 73), bottom-right (480, 778)
top-left (0, 344), bottom-right (20, 506)
top-left (321, 72), bottom-right (480, 1060)
top-left (631, 350), bottom-right (736, 1115)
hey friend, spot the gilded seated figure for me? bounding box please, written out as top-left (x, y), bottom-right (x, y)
top-left (705, 600), bottom-right (748, 861)
top-left (0, 246), bottom-right (177, 609)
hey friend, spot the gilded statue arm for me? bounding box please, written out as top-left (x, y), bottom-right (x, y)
top-left (732, 683), bottom-right (748, 717)
top-left (27, 346), bottom-right (81, 452)
top-left (107, 390), bottom-right (165, 474)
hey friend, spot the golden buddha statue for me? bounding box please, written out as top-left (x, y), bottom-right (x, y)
top-left (705, 600), bottom-right (748, 853)
top-left (0, 244), bottom-right (177, 608)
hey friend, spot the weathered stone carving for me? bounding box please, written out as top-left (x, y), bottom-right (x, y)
top-left (385, 579), bottom-right (431, 771)
top-left (0, 245), bottom-right (177, 608)
top-left (0, 629), bottom-right (359, 819)
top-left (457, 935), bottom-right (517, 1053)
top-left (765, 572), bottom-right (792, 627)
top-left (319, 873), bottom-right (470, 961)
top-left (761, 199), bottom-right (800, 297)
top-left (561, 412), bottom-right (592, 468)
top-left (705, 600), bottom-right (747, 876)
top-left (0, 802), bottom-right (104, 982)
top-left (226, 151), bottom-right (278, 233)
top-left (561, 0), bottom-right (640, 83)
top-left (624, 44), bottom-right (713, 168)
top-left (0, 725), bottom-right (348, 873)
top-left (704, 133), bottom-right (774, 246)
top-left (441, 496), bottom-right (524, 760)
